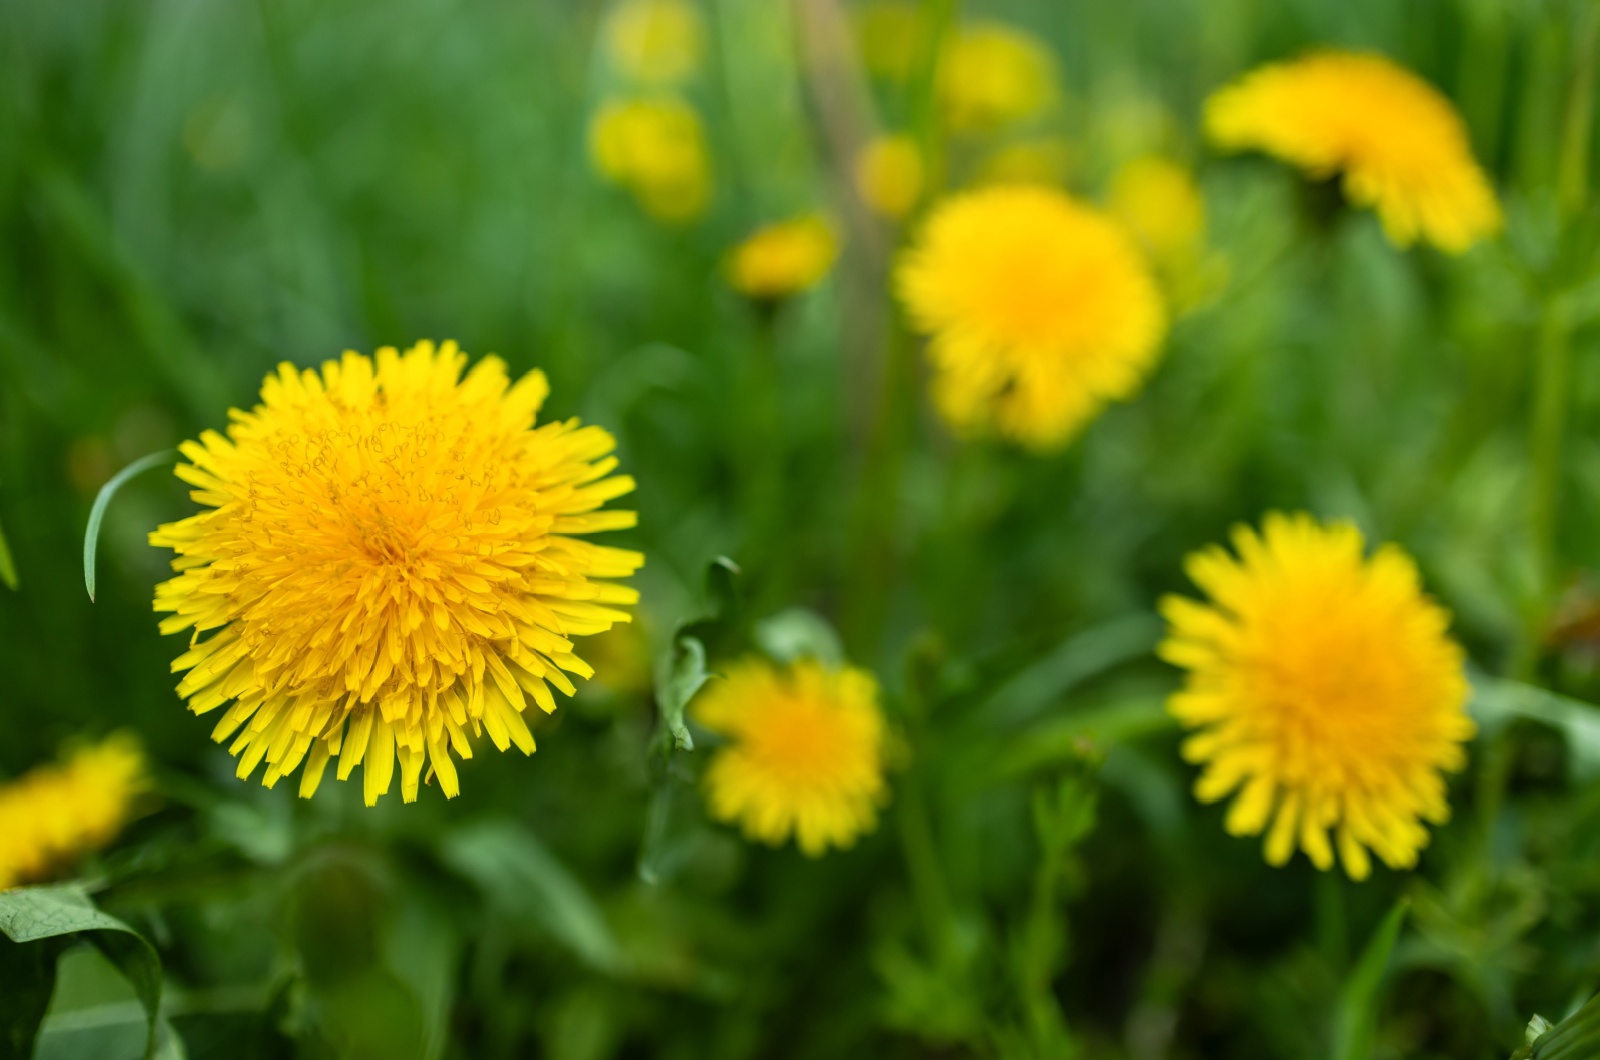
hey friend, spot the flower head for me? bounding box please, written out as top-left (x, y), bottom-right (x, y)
top-left (1159, 513), bottom-right (1474, 879)
top-left (855, 134), bottom-right (924, 219)
top-left (151, 341), bottom-right (643, 805)
top-left (726, 214), bottom-right (839, 301)
top-left (939, 22), bottom-right (1057, 133)
top-left (602, 0), bottom-right (703, 86)
top-left (589, 96), bottom-right (711, 223)
top-left (1205, 51), bottom-right (1500, 253)
top-left (898, 185), bottom-right (1165, 449)
top-left (693, 658), bottom-right (887, 856)
top-left (0, 734), bottom-right (147, 889)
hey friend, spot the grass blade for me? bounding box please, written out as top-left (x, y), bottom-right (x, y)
top-left (0, 509), bottom-right (16, 590)
top-left (1332, 898), bottom-right (1408, 1060)
top-left (83, 450), bottom-right (173, 602)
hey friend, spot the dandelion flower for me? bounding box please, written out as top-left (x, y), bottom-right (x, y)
top-left (589, 96), bottom-right (712, 223)
top-left (855, 134), bottom-right (924, 219)
top-left (150, 341), bottom-right (643, 806)
top-left (693, 658), bottom-right (887, 856)
top-left (1205, 51), bottom-right (1500, 253)
top-left (726, 214), bottom-right (839, 301)
top-left (898, 185), bottom-right (1165, 449)
top-left (602, 0), bottom-right (703, 86)
top-left (0, 734), bottom-right (147, 889)
top-left (939, 22), bottom-right (1057, 133)
top-left (1159, 513), bottom-right (1474, 880)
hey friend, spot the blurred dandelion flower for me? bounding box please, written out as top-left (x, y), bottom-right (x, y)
top-left (1205, 51), bottom-right (1500, 253)
top-left (601, 0), bottom-right (703, 86)
top-left (150, 341), bottom-right (643, 806)
top-left (589, 96), bottom-right (711, 223)
top-left (853, 0), bottom-right (926, 83)
top-left (899, 185), bottom-right (1165, 450)
top-left (0, 734), bottom-right (147, 889)
top-left (726, 214), bottom-right (839, 301)
top-left (693, 658), bottom-right (886, 856)
top-left (1160, 513), bottom-right (1474, 880)
top-left (939, 22), bottom-right (1057, 133)
top-left (855, 134), bottom-right (924, 219)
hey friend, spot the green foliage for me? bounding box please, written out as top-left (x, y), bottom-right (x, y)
top-left (3, 0), bottom-right (1600, 1056)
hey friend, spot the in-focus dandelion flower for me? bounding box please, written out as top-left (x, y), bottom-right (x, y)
top-left (693, 658), bottom-right (886, 856)
top-left (853, 0), bottom-right (926, 83)
top-left (898, 185), bottom-right (1165, 449)
top-left (589, 96), bottom-right (712, 223)
top-left (1205, 51), bottom-right (1500, 253)
top-left (726, 214), bottom-right (839, 301)
top-left (150, 341), bottom-right (643, 806)
top-left (939, 22), bottom-right (1057, 133)
top-left (1159, 513), bottom-right (1475, 880)
top-left (602, 0), bottom-right (703, 86)
top-left (0, 734), bottom-right (147, 889)
top-left (855, 134), bottom-right (924, 219)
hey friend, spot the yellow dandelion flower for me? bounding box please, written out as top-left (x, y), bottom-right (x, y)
top-left (1108, 156), bottom-right (1205, 266)
top-left (602, 0), bottom-right (704, 86)
top-left (939, 22), bottom-right (1057, 133)
top-left (855, 134), bottom-right (924, 219)
top-left (589, 96), bottom-right (711, 223)
top-left (150, 341), bottom-right (643, 806)
top-left (898, 185), bottom-right (1165, 450)
top-left (977, 136), bottom-right (1074, 187)
top-left (1205, 51), bottom-right (1500, 253)
top-left (726, 214), bottom-right (839, 301)
top-left (0, 734), bottom-right (147, 889)
top-left (693, 658), bottom-right (887, 856)
top-left (853, 0), bottom-right (926, 83)
top-left (1159, 513), bottom-right (1475, 880)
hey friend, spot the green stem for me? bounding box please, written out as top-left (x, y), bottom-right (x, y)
top-left (1557, 1), bottom-right (1600, 215)
top-left (897, 770), bottom-right (954, 964)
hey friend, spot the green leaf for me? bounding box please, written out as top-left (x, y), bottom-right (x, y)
top-left (1515, 990), bottom-right (1600, 1058)
top-left (1331, 899), bottom-right (1407, 1060)
top-left (83, 449), bottom-right (173, 602)
top-left (981, 615), bottom-right (1163, 726)
top-left (439, 820), bottom-right (622, 975)
top-left (0, 884), bottom-right (163, 1059)
top-left (754, 607), bottom-right (844, 667)
top-left (654, 636), bottom-right (708, 753)
top-left (0, 934), bottom-right (66, 1060)
top-left (1471, 677), bottom-right (1600, 780)
top-left (0, 508), bottom-right (17, 591)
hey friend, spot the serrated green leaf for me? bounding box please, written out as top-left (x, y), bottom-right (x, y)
top-left (654, 636), bottom-right (707, 753)
top-left (0, 884), bottom-right (163, 1059)
top-left (439, 820), bottom-right (621, 975)
top-left (754, 607), bottom-right (844, 667)
top-left (1332, 899), bottom-right (1407, 1060)
top-left (83, 449), bottom-right (173, 602)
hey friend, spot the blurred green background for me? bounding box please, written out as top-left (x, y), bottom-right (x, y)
top-left (5, 0), bottom-right (1600, 1057)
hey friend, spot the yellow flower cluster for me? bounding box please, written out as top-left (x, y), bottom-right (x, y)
top-left (1161, 514), bottom-right (1474, 878)
top-left (693, 658), bottom-right (887, 856)
top-left (589, 97), bottom-right (712, 223)
top-left (151, 341), bottom-right (642, 805)
top-left (898, 185), bottom-right (1166, 450)
top-left (0, 734), bottom-right (147, 889)
top-left (938, 22), bottom-right (1057, 133)
top-left (590, 0), bottom-right (711, 222)
top-left (726, 214), bottom-right (839, 301)
top-left (1206, 50), bottom-right (1500, 252)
